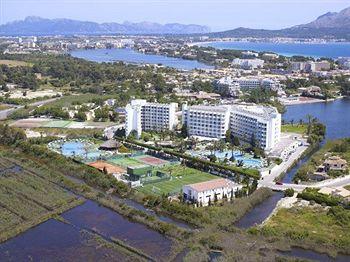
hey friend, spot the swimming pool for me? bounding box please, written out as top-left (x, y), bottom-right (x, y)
top-left (187, 150), bottom-right (262, 169)
top-left (48, 139), bottom-right (112, 162)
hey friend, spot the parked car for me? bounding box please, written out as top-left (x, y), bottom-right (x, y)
top-left (275, 181), bottom-right (283, 185)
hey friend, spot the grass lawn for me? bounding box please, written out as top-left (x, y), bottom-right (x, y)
top-left (259, 207), bottom-right (350, 254)
top-left (138, 165), bottom-right (218, 196)
top-left (43, 120), bottom-right (73, 128)
top-left (281, 124), bottom-right (307, 134)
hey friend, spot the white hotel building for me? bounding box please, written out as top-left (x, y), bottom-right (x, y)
top-left (182, 104), bottom-right (231, 140)
top-left (183, 104), bottom-right (281, 151)
top-left (125, 100), bottom-right (177, 138)
top-left (230, 105), bottom-right (281, 150)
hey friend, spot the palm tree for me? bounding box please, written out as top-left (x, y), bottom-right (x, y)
top-left (206, 144), bottom-right (214, 155)
top-left (228, 144), bottom-right (236, 161)
top-left (306, 114), bottom-right (313, 135)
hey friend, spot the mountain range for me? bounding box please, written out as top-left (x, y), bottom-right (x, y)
top-left (0, 16), bottom-right (210, 36)
top-left (211, 7), bottom-right (350, 39)
top-left (0, 6), bottom-right (350, 39)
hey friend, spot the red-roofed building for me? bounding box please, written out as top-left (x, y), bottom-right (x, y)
top-left (182, 178), bottom-right (242, 206)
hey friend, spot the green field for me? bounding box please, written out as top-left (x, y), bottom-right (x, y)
top-left (108, 156), bottom-right (144, 168)
top-left (281, 124), bottom-right (307, 134)
top-left (259, 207), bottom-right (350, 255)
top-left (138, 165), bottom-right (218, 196)
top-left (43, 120), bottom-right (73, 128)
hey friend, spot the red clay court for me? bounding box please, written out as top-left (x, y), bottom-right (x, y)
top-left (133, 155), bottom-right (168, 166)
top-left (88, 160), bottom-right (126, 174)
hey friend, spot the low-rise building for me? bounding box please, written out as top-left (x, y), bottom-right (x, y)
top-left (182, 178), bottom-right (242, 206)
top-left (319, 187), bottom-right (350, 200)
top-left (324, 156), bottom-right (348, 172)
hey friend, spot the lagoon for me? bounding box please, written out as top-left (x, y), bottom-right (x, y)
top-left (70, 48), bottom-right (213, 70)
top-left (236, 98), bottom-right (350, 228)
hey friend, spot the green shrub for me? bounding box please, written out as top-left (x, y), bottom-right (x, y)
top-left (284, 188), bottom-right (295, 197)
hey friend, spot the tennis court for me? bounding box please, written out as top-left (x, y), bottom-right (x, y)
top-left (132, 155), bottom-right (169, 167)
top-left (88, 161), bottom-right (125, 174)
top-left (107, 156), bottom-right (144, 168)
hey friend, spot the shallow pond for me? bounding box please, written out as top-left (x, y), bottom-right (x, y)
top-left (62, 200), bottom-right (173, 258)
top-left (0, 219), bottom-right (128, 261)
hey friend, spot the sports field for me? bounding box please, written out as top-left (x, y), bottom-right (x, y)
top-left (43, 120), bottom-right (73, 128)
top-left (133, 155), bottom-right (169, 166)
top-left (107, 156), bottom-right (144, 168)
top-left (138, 165), bottom-right (218, 196)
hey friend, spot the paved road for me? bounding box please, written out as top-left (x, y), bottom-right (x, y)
top-left (264, 175), bottom-right (350, 192)
top-left (261, 144), bottom-right (309, 185)
top-left (0, 98), bottom-right (59, 120)
top-left (259, 142), bottom-right (350, 192)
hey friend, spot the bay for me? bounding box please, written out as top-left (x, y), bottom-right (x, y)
top-left (201, 41), bottom-right (350, 58)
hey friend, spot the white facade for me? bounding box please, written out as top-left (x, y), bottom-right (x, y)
top-left (182, 104), bottom-right (281, 151)
top-left (230, 105), bottom-right (281, 151)
top-left (236, 78), bottom-right (261, 89)
top-left (215, 76), bottom-right (241, 97)
top-left (182, 104), bottom-right (231, 139)
top-left (232, 58), bottom-right (264, 70)
top-left (125, 99), bottom-right (177, 138)
top-left (291, 61), bottom-right (331, 72)
top-left (183, 178), bottom-right (243, 206)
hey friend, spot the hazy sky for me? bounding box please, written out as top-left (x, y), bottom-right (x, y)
top-left (1, 0), bottom-right (350, 31)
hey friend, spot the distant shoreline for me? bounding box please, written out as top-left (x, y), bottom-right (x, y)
top-left (189, 40), bottom-right (350, 58)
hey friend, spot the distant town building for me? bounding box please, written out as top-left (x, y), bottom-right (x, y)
top-left (242, 51), bottom-right (259, 58)
top-left (232, 58), bottom-right (264, 70)
top-left (216, 76), bottom-right (280, 93)
top-left (291, 61), bottom-right (330, 72)
top-left (182, 178), bottom-right (242, 206)
top-left (215, 76), bottom-right (241, 97)
top-left (125, 99), bottom-right (178, 138)
top-left (337, 57), bottom-right (350, 69)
